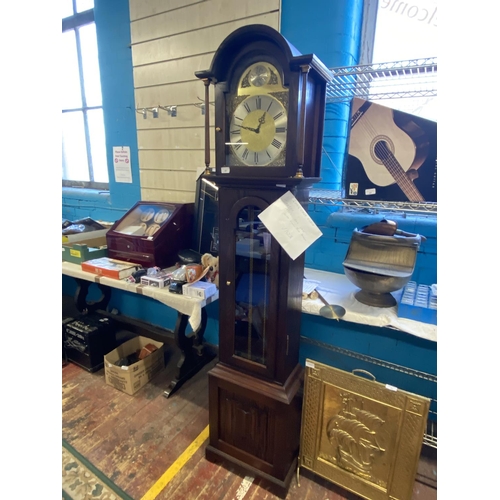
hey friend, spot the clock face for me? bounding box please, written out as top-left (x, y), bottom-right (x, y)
top-left (229, 94), bottom-right (287, 166)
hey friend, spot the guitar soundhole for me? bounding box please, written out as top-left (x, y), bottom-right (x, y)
top-left (371, 136), bottom-right (394, 165)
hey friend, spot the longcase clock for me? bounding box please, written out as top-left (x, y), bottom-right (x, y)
top-left (195, 24), bottom-right (332, 497)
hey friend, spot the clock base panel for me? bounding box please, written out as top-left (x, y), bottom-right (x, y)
top-left (206, 363), bottom-right (302, 497)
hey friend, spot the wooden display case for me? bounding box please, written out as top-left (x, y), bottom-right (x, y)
top-left (106, 201), bottom-right (194, 269)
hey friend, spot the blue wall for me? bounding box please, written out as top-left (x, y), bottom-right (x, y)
top-left (282, 0), bottom-right (364, 190)
top-left (62, 0), bottom-right (437, 409)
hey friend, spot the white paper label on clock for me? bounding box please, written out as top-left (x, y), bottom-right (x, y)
top-left (221, 167), bottom-right (230, 174)
top-left (305, 360), bottom-right (315, 368)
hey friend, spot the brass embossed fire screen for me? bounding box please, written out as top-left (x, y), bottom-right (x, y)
top-left (299, 359), bottom-right (430, 500)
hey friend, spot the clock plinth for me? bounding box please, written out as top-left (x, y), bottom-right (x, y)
top-left (206, 362), bottom-right (303, 498)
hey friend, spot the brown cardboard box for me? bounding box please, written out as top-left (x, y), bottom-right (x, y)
top-left (62, 228), bottom-right (109, 244)
top-left (62, 235), bottom-right (108, 264)
top-left (104, 336), bottom-right (164, 395)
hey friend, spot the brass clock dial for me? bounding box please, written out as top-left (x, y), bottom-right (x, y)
top-left (248, 64), bottom-right (270, 87)
top-left (239, 62), bottom-right (280, 93)
top-left (229, 94), bottom-right (287, 166)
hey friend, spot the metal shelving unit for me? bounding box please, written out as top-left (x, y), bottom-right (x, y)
top-left (310, 57), bottom-right (438, 215)
top-left (309, 188), bottom-right (437, 214)
top-left (325, 57), bottom-right (437, 103)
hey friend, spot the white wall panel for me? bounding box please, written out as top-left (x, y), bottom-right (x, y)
top-left (140, 169), bottom-right (198, 191)
top-left (137, 127), bottom-right (209, 150)
top-left (131, 0), bottom-right (280, 44)
top-left (135, 105), bottom-right (207, 131)
top-left (139, 149), bottom-right (213, 172)
top-left (132, 12), bottom-right (279, 66)
top-left (140, 188), bottom-right (196, 204)
top-left (130, 0), bottom-right (204, 22)
top-left (133, 53), bottom-right (214, 88)
top-left (128, 0), bottom-right (280, 202)
top-left (134, 80), bottom-right (212, 110)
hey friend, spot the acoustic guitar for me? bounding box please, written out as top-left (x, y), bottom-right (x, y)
top-left (348, 98), bottom-right (430, 202)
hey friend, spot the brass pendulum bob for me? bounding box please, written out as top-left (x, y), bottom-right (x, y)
top-left (313, 289), bottom-right (346, 321)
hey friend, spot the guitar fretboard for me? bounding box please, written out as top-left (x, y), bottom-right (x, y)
top-left (374, 141), bottom-right (424, 202)
top-left (351, 100), bottom-right (372, 129)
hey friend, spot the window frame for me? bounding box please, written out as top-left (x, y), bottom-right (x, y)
top-left (62, 7), bottom-right (108, 190)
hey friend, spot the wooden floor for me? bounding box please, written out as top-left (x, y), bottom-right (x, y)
top-left (62, 306), bottom-right (437, 500)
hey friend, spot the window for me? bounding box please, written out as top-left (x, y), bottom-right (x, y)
top-left (360, 0), bottom-right (437, 121)
top-left (62, 0), bottom-right (108, 189)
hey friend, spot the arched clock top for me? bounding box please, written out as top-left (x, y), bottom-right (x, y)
top-left (195, 24), bottom-right (300, 84)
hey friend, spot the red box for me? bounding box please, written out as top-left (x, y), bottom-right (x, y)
top-left (81, 257), bottom-right (141, 279)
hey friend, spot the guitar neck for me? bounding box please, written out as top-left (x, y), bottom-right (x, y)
top-left (374, 141), bottom-right (424, 202)
top-left (351, 100), bottom-right (372, 129)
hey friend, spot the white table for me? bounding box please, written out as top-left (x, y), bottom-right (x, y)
top-left (62, 261), bottom-right (219, 397)
top-left (302, 268), bottom-right (437, 343)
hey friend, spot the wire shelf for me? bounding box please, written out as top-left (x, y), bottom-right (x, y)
top-left (423, 419), bottom-right (437, 449)
top-left (308, 189), bottom-right (437, 215)
top-left (326, 57), bottom-right (437, 103)
top-left (316, 58), bottom-right (438, 213)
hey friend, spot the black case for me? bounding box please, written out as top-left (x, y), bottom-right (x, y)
top-left (63, 315), bottom-right (117, 372)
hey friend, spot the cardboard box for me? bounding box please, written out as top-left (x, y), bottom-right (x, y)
top-left (104, 336), bottom-right (164, 395)
top-left (81, 257), bottom-right (141, 279)
top-left (62, 228), bottom-right (109, 244)
top-left (62, 235), bottom-right (108, 264)
top-left (140, 271), bottom-right (173, 288)
top-left (182, 281), bottom-right (217, 299)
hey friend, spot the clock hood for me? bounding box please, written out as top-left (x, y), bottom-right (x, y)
top-left (195, 24), bottom-right (302, 84)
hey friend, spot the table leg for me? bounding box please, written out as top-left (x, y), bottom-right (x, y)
top-left (164, 307), bottom-right (216, 398)
top-left (73, 279), bottom-right (112, 313)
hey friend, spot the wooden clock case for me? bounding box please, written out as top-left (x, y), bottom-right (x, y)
top-left (206, 176), bottom-right (315, 496)
top-left (106, 201), bottom-right (194, 269)
top-left (195, 25), bottom-right (331, 497)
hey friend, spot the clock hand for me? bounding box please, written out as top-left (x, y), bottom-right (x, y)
top-left (239, 124), bottom-right (259, 133)
top-left (256, 112), bottom-right (266, 132)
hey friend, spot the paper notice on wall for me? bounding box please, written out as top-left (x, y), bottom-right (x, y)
top-left (258, 191), bottom-right (322, 260)
top-left (113, 146), bottom-right (132, 183)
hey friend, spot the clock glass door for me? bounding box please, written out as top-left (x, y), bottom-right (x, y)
top-left (233, 205), bottom-right (272, 366)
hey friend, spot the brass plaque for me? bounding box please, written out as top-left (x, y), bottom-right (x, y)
top-left (300, 360), bottom-right (430, 500)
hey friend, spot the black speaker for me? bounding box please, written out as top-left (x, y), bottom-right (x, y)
top-left (63, 315), bottom-right (117, 372)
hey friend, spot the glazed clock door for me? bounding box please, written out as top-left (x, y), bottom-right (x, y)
top-left (219, 193), bottom-right (279, 381)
